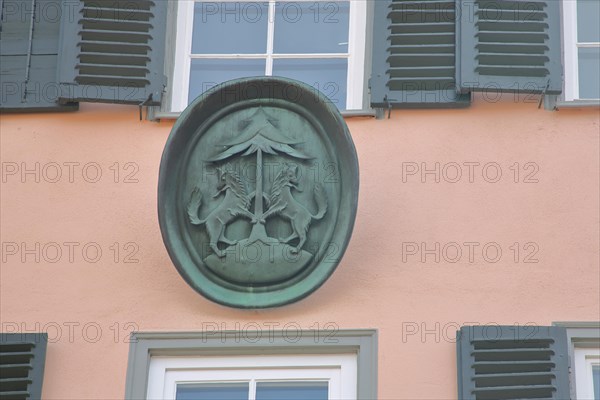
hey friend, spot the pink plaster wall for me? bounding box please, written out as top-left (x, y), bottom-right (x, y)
top-left (1, 97), bottom-right (599, 399)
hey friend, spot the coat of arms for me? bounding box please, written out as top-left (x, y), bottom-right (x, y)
top-left (186, 108), bottom-right (327, 282)
top-left (158, 77), bottom-right (358, 308)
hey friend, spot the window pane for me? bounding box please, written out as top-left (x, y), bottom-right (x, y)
top-left (577, 0), bottom-right (600, 42)
top-left (256, 381), bottom-right (328, 400)
top-left (176, 382), bottom-right (249, 400)
top-left (192, 2), bottom-right (269, 54)
top-left (188, 59), bottom-right (266, 103)
top-left (272, 58), bottom-right (348, 109)
top-left (274, 2), bottom-right (349, 53)
top-left (578, 47), bottom-right (600, 99)
top-left (593, 365), bottom-right (600, 400)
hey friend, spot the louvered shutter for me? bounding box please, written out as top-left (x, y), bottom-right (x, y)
top-left (370, 0), bottom-right (471, 108)
top-left (456, 0), bottom-right (562, 94)
top-left (0, 333), bottom-right (48, 399)
top-left (57, 0), bottom-right (167, 105)
top-left (457, 325), bottom-right (570, 400)
top-left (0, 0), bottom-right (78, 111)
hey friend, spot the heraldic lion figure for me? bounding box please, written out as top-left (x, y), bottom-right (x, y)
top-left (187, 167), bottom-right (256, 257)
top-left (262, 163), bottom-right (327, 253)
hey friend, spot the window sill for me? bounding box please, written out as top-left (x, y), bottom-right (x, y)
top-left (557, 100), bottom-right (600, 108)
top-left (149, 107), bottom-right (376, 121)
top-left (545, 96), bottom-right (600, 110)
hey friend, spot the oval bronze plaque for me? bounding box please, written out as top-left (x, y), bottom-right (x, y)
top-left (158, 77), bottom-right (359, 308)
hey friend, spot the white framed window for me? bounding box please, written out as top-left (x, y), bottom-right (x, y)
top-left (574, 347), bottom-right (600, 400)
top-left (554, 322), bottom-right (600, 400)
top-left (562, 0), bottom-right (600, 102)
top-left (124, 330), bottom-right (377, 399)
top-left (169, 0), bottom-right (368, 112)
top-left (147, 353), bottom-right (357, 400)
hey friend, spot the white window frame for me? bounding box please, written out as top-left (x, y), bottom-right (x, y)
top-left (147, 353), bottom-right (357, 400)
top-left (574, 347), bottom-right (600, 400)
top-left (169, 0), bottom-right (367, 112)
top-left (554, 322), bottom-right (600, 400)
top-left (124, 330), bottom-right (377, 399)
top-left (562, 0), bottom-right (600, 102)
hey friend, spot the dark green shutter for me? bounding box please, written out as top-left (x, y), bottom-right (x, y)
top-left (57, 0), bottom-right (167, 105)
top-left (457, 325), bottom-right (570, 400)
top-left (456, 0), bottom-right (562, 94)
top-left (0, 333), bottom-right (48, 399)
top-left (370, 0), bottom-right (471, 108)
top-left (0, 0), bottom-right (78, 112)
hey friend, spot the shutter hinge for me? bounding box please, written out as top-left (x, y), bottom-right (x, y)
top-left (139, 94), bottom-right (153, 121)
top-left (376, 95), bottom-right (397, 120)
top-left (385, 94), bottom-right (395, 119)
top-left (537, 79), bottom-right (551, 109)
top-left (22, 0), bottom-right (36, 102)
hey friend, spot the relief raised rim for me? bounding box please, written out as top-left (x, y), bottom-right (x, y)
top-left (158, 77), bottom-right (359, 308)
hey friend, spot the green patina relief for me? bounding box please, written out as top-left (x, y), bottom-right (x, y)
top-left (158, 78), bottom-right (358, 308)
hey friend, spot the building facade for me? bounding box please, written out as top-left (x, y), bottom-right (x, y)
top-left (1, 0), bottom-right (599, 399)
